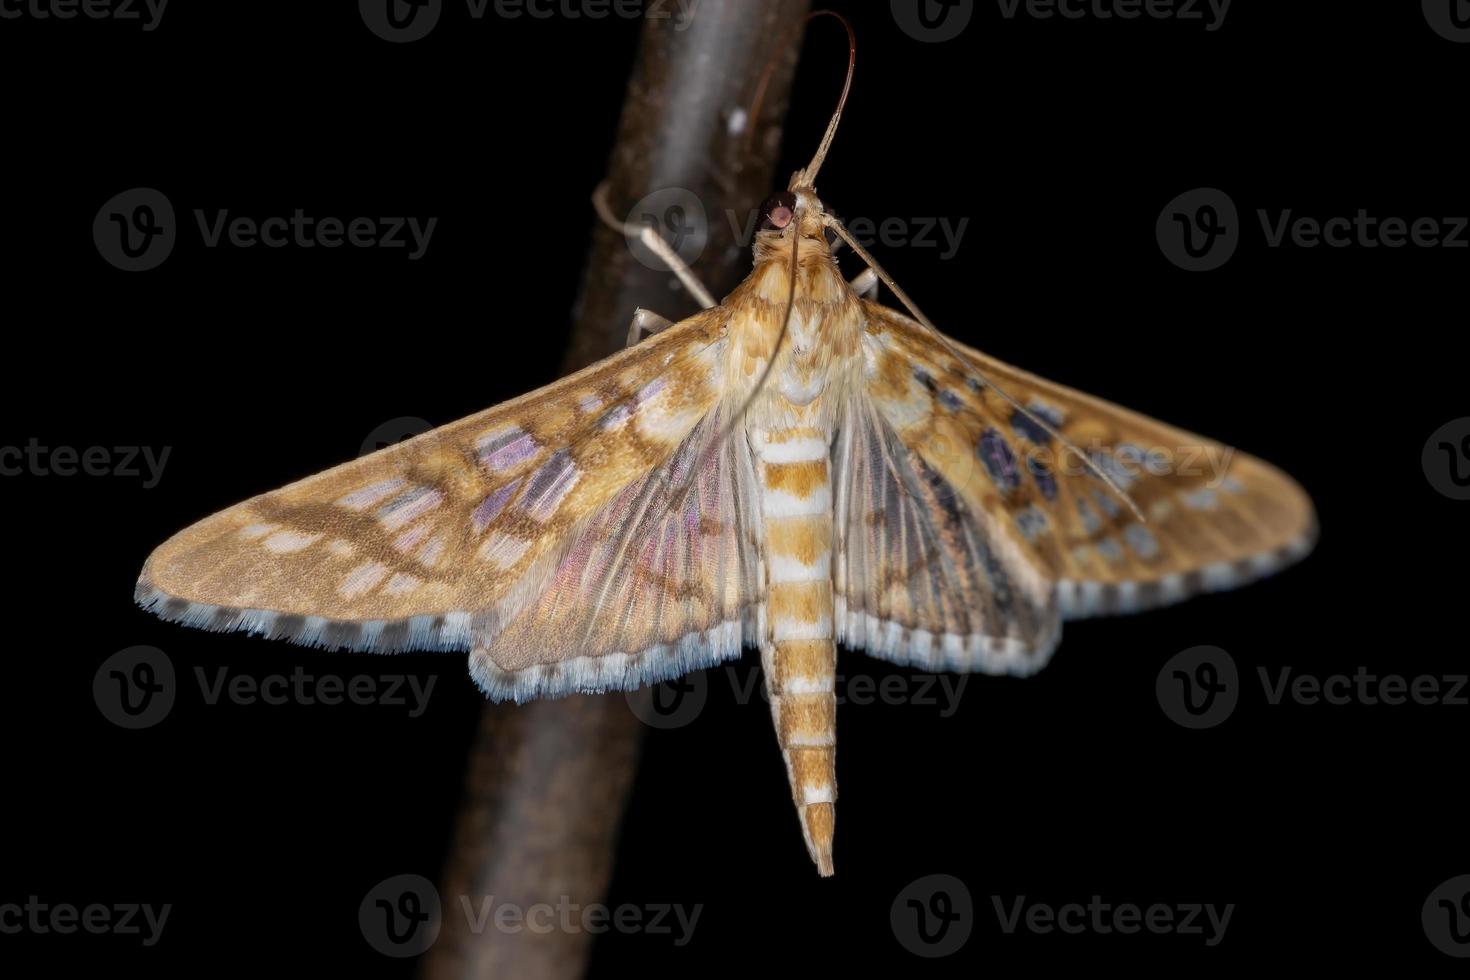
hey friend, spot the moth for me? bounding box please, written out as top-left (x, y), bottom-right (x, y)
top-left (136, 26), bottom-right (1316, 877)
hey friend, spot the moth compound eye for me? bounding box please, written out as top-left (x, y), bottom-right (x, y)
top-left (759, 192), bottom-right (797, 231)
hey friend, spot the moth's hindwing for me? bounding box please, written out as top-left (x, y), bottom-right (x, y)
top-left (469, 410), bottom-right (763, 701)
top-left (832, 397), bottom-right (1062, 677)
top-left (856, 301), bottom-right (1317, 631)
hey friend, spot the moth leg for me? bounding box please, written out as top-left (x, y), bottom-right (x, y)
top-left (848, 268), bottom-right (879, 299)
top-left (626, 308), bottom-right (674, 348)
top-left (592, 181), bottom-right (718, 309)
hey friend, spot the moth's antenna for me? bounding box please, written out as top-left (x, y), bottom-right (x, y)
top-left (792, 11), bottom-right (856, 191)
top-left (675, 13), bottom-right (845, 496)
top-left (821, 212), bottom-right (1147, 522)
top-left (745, 10), bottom-right (855, 190)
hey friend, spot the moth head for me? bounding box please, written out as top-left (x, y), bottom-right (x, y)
top-left (758, 189), bottom-right (824, 230)
top-left (749, 13), bottom-right (849, 258)
top-left (752, 188), bottom-right (830, 262)
top-left (758, 191), bottom-right (797, 234)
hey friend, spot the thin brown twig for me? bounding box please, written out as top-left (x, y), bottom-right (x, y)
top-left (419, 4), bottom-right (811, 979)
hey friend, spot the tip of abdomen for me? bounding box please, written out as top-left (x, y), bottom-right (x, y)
top-left (801, 802), bottom-right (835, 876)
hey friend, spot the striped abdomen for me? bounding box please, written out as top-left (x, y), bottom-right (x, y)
top-left (755, 427), bottom-right (837, 876)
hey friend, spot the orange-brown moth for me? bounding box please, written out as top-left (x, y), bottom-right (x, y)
top-left (137, 19), bottom-right (1315, 876)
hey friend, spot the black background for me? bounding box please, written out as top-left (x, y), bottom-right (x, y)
top-left (2, 0), bottom-right (1465, 973)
